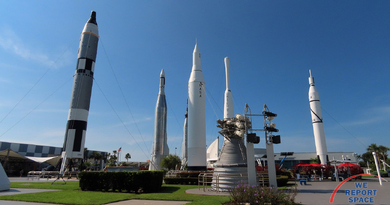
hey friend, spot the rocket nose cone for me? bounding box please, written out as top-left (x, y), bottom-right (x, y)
top-left (160, 69), bottom-right (165, 77)
top-left (194, 43), bottom-right (199, 53)
top-left (88, 11), bottom-right (97, 25)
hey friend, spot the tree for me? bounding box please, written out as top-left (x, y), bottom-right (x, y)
top-left (160, 154), bottom-right (181, 170)
top-left (89, 152), bottom-right (103, 161)
top-left (125, 153), bottom-right (131, 162)
top-left (360, 144), bottom-right (390, 170)
top-left (310, 157), bottom-right (319, 164)
top-left (83, 148), bottom-right (89, 161)
top-left (107, 151), bottom-right (118, 166)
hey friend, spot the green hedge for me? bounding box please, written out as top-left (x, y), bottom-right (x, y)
top-left (370, 170), bottom-right (389, 177)
top-left (78, 171), bottom-right (164, 193)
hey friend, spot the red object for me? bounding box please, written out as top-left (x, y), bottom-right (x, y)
top-left (309, 163), bottom-right (324, 167)
top-left (337, 162), bottom-right (360, 167)
top-left (292, 162), bottom-right (311, 167)
top-left (117, 147), bottom-right (121, 152)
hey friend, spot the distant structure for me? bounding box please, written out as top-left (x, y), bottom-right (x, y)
top-left (187, 44), bottom-right (207, 171)
top-left (180, 101), bottom-right (188, 170)
top-left (206, 137), bottom-right (219, 168)
top-left (308, 70), bottom-right (328, 165)
top-left (61, 11), bottom-right (99, 174)
top-left (149, 69), bottom-right (169, 170)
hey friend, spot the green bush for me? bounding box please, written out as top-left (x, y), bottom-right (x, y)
top-left (277, 176), bottom-right (289, 187)
top-left (78, 171), bottom-right (164, 193)
top-left (370, 170), bottom-right (389, 177)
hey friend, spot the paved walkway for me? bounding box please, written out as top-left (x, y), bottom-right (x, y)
top-left (3, 177), bottom-right (389, 204)
top-left (186, 179), bottom-right (390, 205)
top-left (295, 180), bottom-right (389, 205)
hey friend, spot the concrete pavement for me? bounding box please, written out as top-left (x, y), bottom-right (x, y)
top-left (2, 177), bottom-right (389, 204)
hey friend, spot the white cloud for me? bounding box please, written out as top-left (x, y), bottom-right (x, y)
top-left (341, 105), bottom-right (390, 127)
top-left (0, 29), bottom-right (57, 67)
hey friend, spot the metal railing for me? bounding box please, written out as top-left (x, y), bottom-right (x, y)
top-left (198, 172), bottom-right (213, 191)
top-left (257, 172), bottom-right (269, 187)
top-left (27, 171), bottom-right (59, 180)
top-left (212, 173), bottom-right (247, 192)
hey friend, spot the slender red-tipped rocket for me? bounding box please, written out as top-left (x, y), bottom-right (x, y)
top-left (60, 11), bottom-right (99, 173)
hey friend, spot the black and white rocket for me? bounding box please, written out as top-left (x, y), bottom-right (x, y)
top-left (149, 69), bottom-right (169, 170)
top-left (308, 70), bottom-right (328, 165)
top-left (60, 11), bottom-right (99, 173)
top-left (187, 44), bottom-right (206, 171)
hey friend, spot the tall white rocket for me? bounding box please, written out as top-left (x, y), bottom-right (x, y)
top-left (308, 70), bottom-right (328, 165)
top-left (224, 57), bottom-right (234, 119)
top-left (187, 44), bottom-right (206, 171)
top-left (149, 69), bottom-right (169, 170)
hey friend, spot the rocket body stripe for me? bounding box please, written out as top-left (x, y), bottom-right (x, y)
top-left (62, 11), bottom-right (99, 160)
top-left (187, 44), bottom-right (206, 171)
top-left (308, 70), bottom-right (328, 165)
top-left (149, 69), bottom-right (169, 170)
top-left (82, 32), bottom-right (99, 38)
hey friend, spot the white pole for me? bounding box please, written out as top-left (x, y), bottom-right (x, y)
top-left (246, 142), bottom-right (256, 186)
top-left (334, 162), bottom-right (339, 182)
top-left (266, 142), bottom-right (277, 188)
top-left (372, 152), bottom-right (382, 186)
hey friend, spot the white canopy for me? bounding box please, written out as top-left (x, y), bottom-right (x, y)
top-left (0, 149), bottom-right (60, 166)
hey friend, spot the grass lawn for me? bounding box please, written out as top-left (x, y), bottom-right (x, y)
top-left (0, 182), bottom-right (230, 205)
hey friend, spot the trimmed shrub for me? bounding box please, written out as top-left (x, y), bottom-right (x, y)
top-left (370, 170), bottom-right (388, 177)
top-left (78, 171), bottom-right (164, 193)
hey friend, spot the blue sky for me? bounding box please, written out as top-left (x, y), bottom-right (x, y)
top-left (0, 1), bottom-right (389, 162)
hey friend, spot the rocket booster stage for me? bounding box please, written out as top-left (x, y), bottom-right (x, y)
top-left (308, 70), bottom-right (328, 165)
top-left (187, 44), bottom-right (206, 171)
top-left (149, 69), bottom-right (169, 170)
top-left (62, 11), bottom-right (99, 161)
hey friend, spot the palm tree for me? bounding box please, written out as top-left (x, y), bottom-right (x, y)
top-left (378, 145), bottom-right (389, 170)
top-left (112, 150), bottom-right (118, 165)
top-left (125, 153), bottom-right (131, 162)
top-left (367, 144), bottom-right (390, 170)
top-left (83, 148), bottom-right (89, 161)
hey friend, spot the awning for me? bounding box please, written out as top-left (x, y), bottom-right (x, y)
top-left (0, 149), bottom-right (60, 166)
top-left (25, 156), bottom-right (61, 166)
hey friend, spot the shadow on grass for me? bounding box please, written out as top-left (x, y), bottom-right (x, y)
top-left (158, 186), bottom-right (180, 193)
